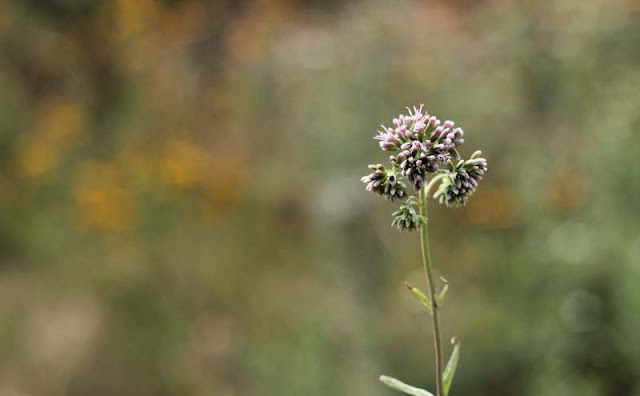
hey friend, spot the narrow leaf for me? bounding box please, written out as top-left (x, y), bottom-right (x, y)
top-left (435, 278), bottom-right (449, 306)
top-left (379, 375), bottom-right (435, 396)
top-left (405, 282), bottom-right (432, 314)
top-left (443, 337), bottom-right (461, 396)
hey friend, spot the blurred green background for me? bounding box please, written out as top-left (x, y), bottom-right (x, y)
top-left (0, 0), bottom-right (639, 395)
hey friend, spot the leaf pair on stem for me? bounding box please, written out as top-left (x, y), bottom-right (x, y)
top-left (380, 336), bottom-right (460, 396)
top-left (380, 281), bottom-right (459, 396)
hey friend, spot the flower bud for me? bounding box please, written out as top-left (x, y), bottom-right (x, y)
top-left (391, 200), bottom-right (427, 231)
top-left (434, 154), bottom-right (488, 207)
top-left (361, 164), bottom-right (407, 201)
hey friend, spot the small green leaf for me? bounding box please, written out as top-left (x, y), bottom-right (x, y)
top-left (379, 375), bottom-right (435, 396)
top-left (405, 282), bottom-right (432, 314)
top-left (443, 337), bottom-right (461, 396)
top-left (435, 278), bottom-right (449, 306)
top-left (406, 195), bottom-right (422, 206)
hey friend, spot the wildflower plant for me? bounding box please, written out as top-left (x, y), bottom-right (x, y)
top-left (361, 105), bottom-right (487, 396)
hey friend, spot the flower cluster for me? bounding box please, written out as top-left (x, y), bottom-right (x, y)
top-left (378, 106), bottom-right (466, 190)
top-left (434, 151), bottom-right (488, 207)
top-left (361, 164), bottom-right (407, 201)
top-left (391, 200), bottom-right (426, 231)
top-left (375, 105), bottom-right (435, 151)
top-left (362, 104), bottom-right (488, 230)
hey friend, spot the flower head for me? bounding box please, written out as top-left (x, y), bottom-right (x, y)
top-left (430, 121), bottom-right (465, 154)
top-left (391, 199), bottom-right (427, 231)
top-left (374, 104), bottom-right (433, 151)
top-left (434, 151), bottom-right (488, 207)
top-left (361, 164), bottom-right (407, 201)
top-left (363, 104), bottom-right (487, 229)
top-left (392, 141), bottom-right (439, 190)
top-left (372, 106), bottom-right (468, 192)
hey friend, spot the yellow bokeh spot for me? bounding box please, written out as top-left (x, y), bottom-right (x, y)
top-left (159, 140), bottom-right (205, 187)
top-left (72, 161), bottom-right (136, 232)
top-left (16, 135), bottom-right (59, 178)
top-left (101, 0), bottom-right (159, 40)
top-left (15, 97), bottom-right (84, 179)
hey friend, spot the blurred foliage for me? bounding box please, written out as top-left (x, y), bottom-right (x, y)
top-left (0, 0), bottom-right (639, 395)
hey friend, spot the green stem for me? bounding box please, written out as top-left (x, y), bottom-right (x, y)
top-left (424, 173), bottom-right (447, 198)
top-left (419, 186), bottom-right (444, 396)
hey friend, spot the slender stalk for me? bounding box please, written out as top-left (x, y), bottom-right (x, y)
top-left (418, 186), bottom-right (444, 396)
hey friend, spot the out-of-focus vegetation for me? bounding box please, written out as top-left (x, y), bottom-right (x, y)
top-left (0, 0), bottom-right (639, 395)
